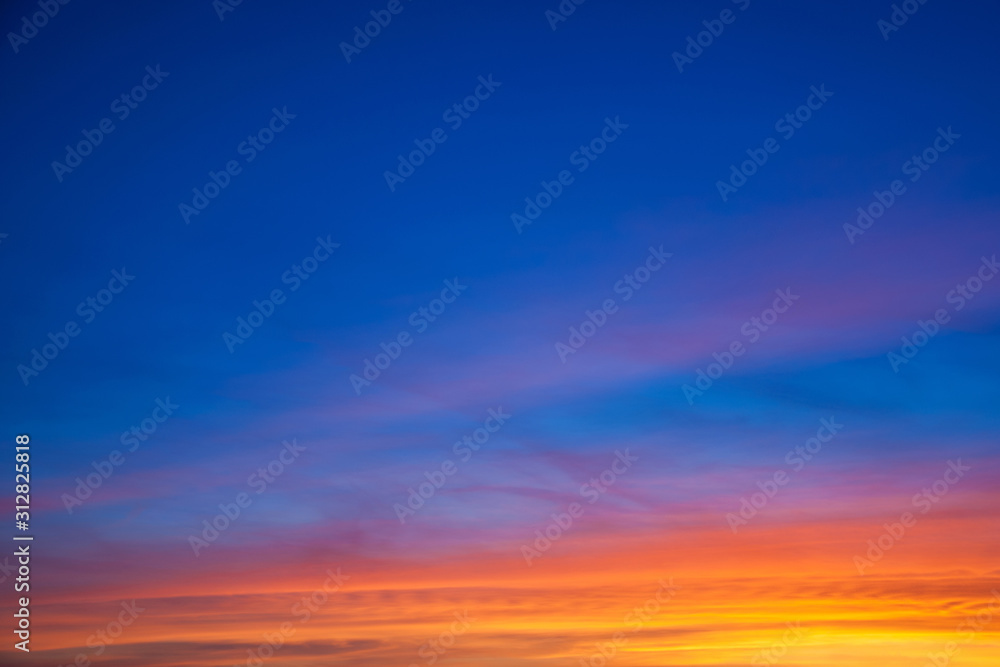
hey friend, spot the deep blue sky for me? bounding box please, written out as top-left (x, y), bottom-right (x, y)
top-left (3, 0), bottom-right (999, 467)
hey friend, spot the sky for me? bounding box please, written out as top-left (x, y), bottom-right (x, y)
top-left (1, 0), bottom-right (999, 665)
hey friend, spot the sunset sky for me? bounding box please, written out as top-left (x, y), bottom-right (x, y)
top-left (2, 0), bottom-right (999, 665)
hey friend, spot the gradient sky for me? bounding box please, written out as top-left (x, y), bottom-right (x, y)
top-left (2, 0), bottom-right (1000, 665)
